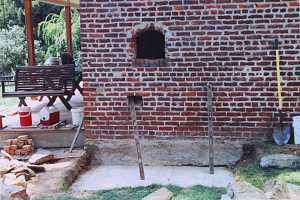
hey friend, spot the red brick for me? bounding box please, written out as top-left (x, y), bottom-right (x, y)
top-left (81, 0), bottom-right (300, 140)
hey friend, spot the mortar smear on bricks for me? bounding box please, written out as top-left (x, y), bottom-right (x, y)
top-left (80, 0), bottom-right (300, 140)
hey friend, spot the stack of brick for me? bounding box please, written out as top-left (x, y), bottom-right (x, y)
top-left (3, 135), bottom-right (34, 156)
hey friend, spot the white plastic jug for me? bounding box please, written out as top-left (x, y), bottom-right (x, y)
top-left (71, 107), bottom-right (83, 126)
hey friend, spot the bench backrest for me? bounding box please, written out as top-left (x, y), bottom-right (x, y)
top-left (15, 65), bottom-right (74, 92)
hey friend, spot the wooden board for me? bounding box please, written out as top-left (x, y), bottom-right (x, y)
top-left (0, 128), bottom-right (85, 149)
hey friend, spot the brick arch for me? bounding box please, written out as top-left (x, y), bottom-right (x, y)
top-left (127, 23), bottom-right (172, 67)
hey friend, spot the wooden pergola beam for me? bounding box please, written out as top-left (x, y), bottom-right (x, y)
top-left (65, 0), bottom-right (73, 57)
top-left (39, 0), bottom-right (79, 8)
top-left (24, 0), bottom-right (35, 66)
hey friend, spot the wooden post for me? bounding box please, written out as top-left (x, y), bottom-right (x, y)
top-left (65, 0), bottom-right (73, 57)
top-left (24, 0), bottom-right (35, 66)
top-left (207, 84), bottom-right (214, 174)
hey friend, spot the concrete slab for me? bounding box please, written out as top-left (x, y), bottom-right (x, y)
top-left (71, 166), bottom-right (233, 191)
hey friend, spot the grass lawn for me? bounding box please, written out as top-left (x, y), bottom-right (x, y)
top-left (37, 185), bottom-right (226, 200)
top-left (235, 162), bottom-right (300, 189)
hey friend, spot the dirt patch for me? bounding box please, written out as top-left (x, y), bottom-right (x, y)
top-left (86, 139), bottom-right (244, 167)
top-left (27, 149), bottom-right (88, 199)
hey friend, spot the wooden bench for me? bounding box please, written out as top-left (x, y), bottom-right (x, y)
top-left (1, 65), bottom-right (75, 110)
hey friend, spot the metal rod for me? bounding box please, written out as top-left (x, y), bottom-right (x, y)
top-left (69, 117), bottom-right (83, 153)
top-left (207, 84), bottom-right (214, 174)
top-left (129, 101), bottom-right (145, 180)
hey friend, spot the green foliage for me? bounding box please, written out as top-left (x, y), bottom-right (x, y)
top-left (59, 178), bottom-right (70, 192)
top-left (235, 162), bottom-right (300, 189)
top-left (277, 171), bottom-right (300, 186)
top-left (0, 0), bottom-right (62, 71)
top-left (0, 25), bottom-right (44, 72)
top-left (36, 185), bottom-right (226, 200)
top-left (0, 0), bottom-right (23, 29)
top-left (38, 8), bottom-right (80, 59)
top-left (0, 25), bottom-right (26, 72)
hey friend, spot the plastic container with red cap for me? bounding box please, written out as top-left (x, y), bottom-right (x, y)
top-left (39, 106), bottom-right (60, 126)
top-left (19, 106), bottom-right (32, 127)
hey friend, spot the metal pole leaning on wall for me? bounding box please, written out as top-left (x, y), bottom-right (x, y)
top-left (129, 99), bottom-right (145, 180)
top-left (207, 84), bottom-right (214, 174)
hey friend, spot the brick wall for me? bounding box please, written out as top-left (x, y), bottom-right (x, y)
top-left (80, 0), bottom-right (300, 140)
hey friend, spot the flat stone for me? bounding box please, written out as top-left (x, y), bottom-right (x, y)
top-left (0, 158), bottom-right (12, 175)
top-left (227, 181), bottom-right (267, 200)
top-left (29, 149), bottom-right (54, 165)
top-left (287, 183), bottom-right (300, 200)
top-left (264, 179), bottom-right (290, 200)
top-left (12, 166), bottom-right (36, 178)
top-left (142, 187), bottom-right (173, 200)
top-left (263, 180), bottom-right (300, 200)
top-left (14, 175), bottom-right (27, 188)
top-left (88, 139), bottom-right (243, 166)
top-left (9, 159), bottom-right (27, 168)
top-left (260, 154), bottom-right (300, 169)
top-left (221, 194), bottom-right (232, 200)
top-left (3, 173), bottom-right (18, 185)
top-left (0, 182), bottom-right (29, 200)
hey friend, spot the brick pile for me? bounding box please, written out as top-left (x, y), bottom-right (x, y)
top-left (3, 135), bottom-right (34, 156)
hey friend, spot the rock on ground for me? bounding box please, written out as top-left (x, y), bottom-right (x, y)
top-left (0, 182), bottom-right (29, 200)
top-left (222, 180), bottom-right (300, 200)
top-left (287, 183), bottom-right (300, 200)
top-left (0, 158), bottom-right (12, 175)
top-left (264, 179), bottom-right (300, 200)
top-left (260, 154), bottom-right (300, 169)
top-left (264, 180), bottom-right (290, 200)
top-left (142, 187), bottom-right (173, 200)
top-left (222, 181), bottom-right (267, 200)
top-left (29, 149), bottom-right (54, 165)
top-left (88, 139), bottom-right (243, 166)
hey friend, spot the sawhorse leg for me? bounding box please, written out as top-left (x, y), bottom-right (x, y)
top-left (59, 96), bottom-right (72, 110)
top-left (18, 97), bottom-right (27, 107)
top-left (47, 96), bottom-right (57, 107)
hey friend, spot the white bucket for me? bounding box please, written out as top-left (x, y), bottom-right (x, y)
top-left (292, 116), bottom-right (300, 144)
top-left (71, 107), bottom-right (83, 126)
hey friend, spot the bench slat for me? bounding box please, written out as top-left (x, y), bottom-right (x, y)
top-left (2, 65), bottom-right (75, 97)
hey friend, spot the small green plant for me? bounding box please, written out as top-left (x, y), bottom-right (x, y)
top-left (38, 8), bottom-right (80, 60)
top-left (59, 179), bottom-right (70, 192)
